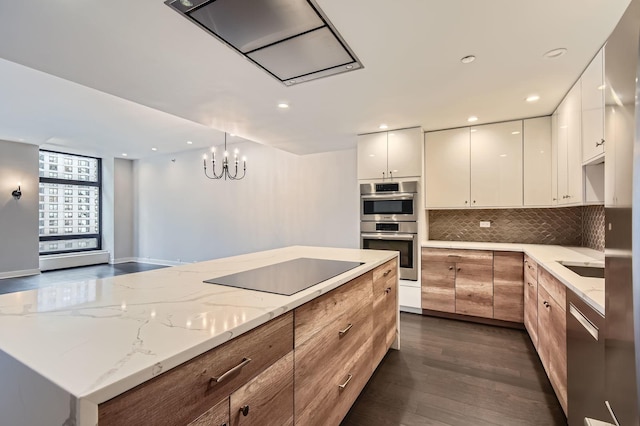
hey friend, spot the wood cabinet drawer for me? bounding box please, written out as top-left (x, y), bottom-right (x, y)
top-left (295, 329), bottom-right (373, 426)
top-left (295, 271), bottom-right (373, 348)
top-left (373, 258), bottom-right (397, 297)
top-left (422, 248), bottom-right (493, 265)
top-left (230, 352), bottom-right (293, 426)
top-left (188, 398), bottom-right (229, 426)
top-left (295, 299), bottom-right (373, 415)
top-left (538, 267), bottom-right (566, 309)
top-left (99, 312), bottom-right (293, 426)
top-left (524, 254), bottom-right (538, 283)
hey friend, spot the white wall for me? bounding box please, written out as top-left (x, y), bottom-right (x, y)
top-left (0, 140), bottom-right (39, 277)
top-left (113, 158), bottom-right (134, 261)
top-left (134, 142), bottom-right (359, 264)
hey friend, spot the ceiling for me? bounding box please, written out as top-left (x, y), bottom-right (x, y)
top-left (0, 0), bottom-right (631, 158)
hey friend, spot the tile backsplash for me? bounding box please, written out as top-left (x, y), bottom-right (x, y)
top-left (428, 206), bottom-right (605, 251)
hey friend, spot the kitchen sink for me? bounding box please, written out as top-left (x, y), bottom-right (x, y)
top-left (558, 261), bottom-right (605, 279)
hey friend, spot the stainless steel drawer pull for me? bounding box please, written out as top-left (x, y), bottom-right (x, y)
top-left (239, 405), bottom-right (250, 417)
top-left (383, 269), bottom-right (391, 277)
top-left (339, 323), bottom-right (353, 337)
top-left (528, 282), bottom-right (534, 287)
top-left (338, 374), bottom-right (353, 391)
top-left (543, 301), bottom-right (550, 308)
top-left (596, 138), bottom-right (605, 147)
top-left (569, 303), bottom-right (599, 340)
top-left (385, 287), bottom-right (392, 294)
top-left (448, 266), bottom-right (454, 271)
top-left (211, 357), bottom-right (252, 384)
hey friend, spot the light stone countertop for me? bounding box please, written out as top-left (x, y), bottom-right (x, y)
top-left (421, 241), bottom-right (605, 315)
top-left (0, 246), bottom-right (396, 426)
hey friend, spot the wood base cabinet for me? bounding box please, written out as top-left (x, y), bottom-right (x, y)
top-left (422, 248), bottom-right (524, 322)
top-left (98, 259), bottom-right (399, 426)
top-left (523, 254), bottom-right (539, 348)
top-left (537, 267), bottom-right (568, 415)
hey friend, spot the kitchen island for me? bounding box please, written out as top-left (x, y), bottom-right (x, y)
top-left (0, 246), bottom-right (399, 426)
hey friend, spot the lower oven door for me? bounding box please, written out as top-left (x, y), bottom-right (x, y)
top-left (361, 232), bottom-right (417, 280)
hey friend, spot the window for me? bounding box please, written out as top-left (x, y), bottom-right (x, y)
top-left (39, 150), bottom-right (101, 254)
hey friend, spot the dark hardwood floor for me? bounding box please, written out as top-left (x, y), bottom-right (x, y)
top-left (342, 313), bottom-right (567, 426)
top-left (0, 262), bottom-right (167, 295)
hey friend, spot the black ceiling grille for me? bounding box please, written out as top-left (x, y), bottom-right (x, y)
top-left (165, 0), bottom-right (363, 85)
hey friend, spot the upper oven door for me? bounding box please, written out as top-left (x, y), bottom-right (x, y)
top-left (360, 193), bottom-right (417, 221)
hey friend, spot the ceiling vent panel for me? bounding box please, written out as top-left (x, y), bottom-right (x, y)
top-left (165, 0), bottom-right (363, 85)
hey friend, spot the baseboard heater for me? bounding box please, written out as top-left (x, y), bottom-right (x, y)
top-left (40, 251), bottom-right (110, 272)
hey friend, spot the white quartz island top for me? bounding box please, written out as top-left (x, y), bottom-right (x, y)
top-left (0, 246), bottom-right (396, 426)
top-left (422, 240), bottom-right (605, 315)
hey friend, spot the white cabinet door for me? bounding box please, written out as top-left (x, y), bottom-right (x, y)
top-left (357, 132), bottom-right (388, 180)
top-left (551, 112), bottom-right (559, 205)
top-left (387, 127), bottom-right (422, 178)
top-left (524, 117), bottom-right (552, 206)
top-left (424, 128), bottom-right (470, 208)
top-left (470, 120), bottom-right (523, 207)
top-left (581, 48), bottom-right (605, 163)
top-left (556, 98), bottom-right (569, 204)
top-left (566, 82), bottom-right (584, 204)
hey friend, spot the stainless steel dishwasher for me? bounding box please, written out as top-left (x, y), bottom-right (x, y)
top-left (567, 288), bottom-right (608, 425)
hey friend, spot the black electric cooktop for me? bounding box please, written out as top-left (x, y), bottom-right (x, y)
top-left (203, 258), bottom-right (363, 296)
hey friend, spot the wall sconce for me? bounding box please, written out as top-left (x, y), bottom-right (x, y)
top-left (11, 184), bottom-right (21, 200)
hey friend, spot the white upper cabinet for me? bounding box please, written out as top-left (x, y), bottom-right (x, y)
top-left (357, 132), bottom-right (388, 180)
top-left (581, 48), bottom-right (606, 164)
top-left (470, 120), bottom-right (523, 207)
top-left (555, 81), bottom-right (584, 205)
top-left (357, 127), bottom-right (422, 180)
top-left (387, 128), bottom-right (423, 178)
top-left (424, 127), bottom-right (470, 208)
top-left (523, 117), bottom-right (552, 206)
top-left (551, 112), bottom-right (559, 205)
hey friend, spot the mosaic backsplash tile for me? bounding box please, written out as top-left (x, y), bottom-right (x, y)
top-left (582, 205), bottom-right (605, 251)
top-left (428, 207), bottom-right (585, 246)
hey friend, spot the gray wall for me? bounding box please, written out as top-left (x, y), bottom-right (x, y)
top-left (113, 158), bottom-right (134, 261)
top-left (0, 140), bottom-right (39, 276)
top-left (134, 142), bottom-right (359, 264)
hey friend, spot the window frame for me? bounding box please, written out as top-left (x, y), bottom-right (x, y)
top-left (38, 150), bottom-right (103, 255)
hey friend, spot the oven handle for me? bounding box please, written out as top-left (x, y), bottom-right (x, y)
top-left (361, 194), bottom-right (414, 201)
top-left (361, 233), bottom-right (416, 241)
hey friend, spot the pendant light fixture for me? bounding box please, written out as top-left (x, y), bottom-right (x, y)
top-left (203, 132), bottom-right (246, 180)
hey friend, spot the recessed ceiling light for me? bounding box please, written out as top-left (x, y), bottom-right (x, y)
top-left (526, 95), bottom-right (540, 102)
top-left (278, 103), bottom-right (289, 109)
top-left (467, 116), bottom-right (478, 122)
top-left (151, 147), bottom-right (158, 151)
top-left (460, 55), bottom-right (476, 64)
top-left (179, 0), bottom-right (193, 6)
top-left (543, 48), bottom-right (567, 59)
top-left (512, 131), bottom-right (521, 135)
top-left (346, 65), bottom-right (353, 70)
top-left (379, 124), bottom-right (389, 130)
top-left (187, 141), bottom-right (193, 145)
top-left (122, 153), bottom-right (128, 157)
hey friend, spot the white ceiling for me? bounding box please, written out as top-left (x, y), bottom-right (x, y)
top-left (0, 0), bottom-right (631, 158)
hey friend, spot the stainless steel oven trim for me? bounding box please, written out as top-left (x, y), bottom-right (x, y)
top-left (361, 233), bottom-right (415, 241)
top-left (360, 229), bottom-right (418, 280)
top-left (361, 193), bottom-right (415, 201)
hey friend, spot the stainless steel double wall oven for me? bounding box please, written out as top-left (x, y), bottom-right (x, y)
top-left (360, 181), bottom-right (418, 280)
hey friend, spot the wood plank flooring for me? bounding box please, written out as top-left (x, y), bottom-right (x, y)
top-left (341, 313), bottom-right (567, 426)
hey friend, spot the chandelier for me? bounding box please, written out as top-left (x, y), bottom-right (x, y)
top-left (203, 132), bottom-right (246, 180)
